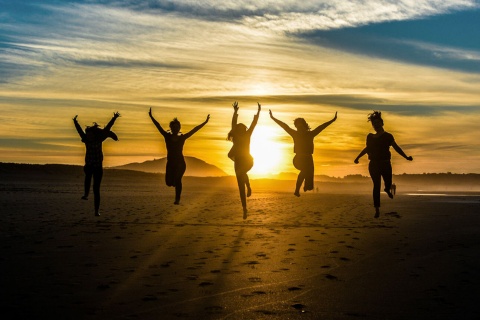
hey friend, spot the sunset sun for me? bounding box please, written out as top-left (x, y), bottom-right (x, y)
top-left (249, 125), bottom-right (285, 177)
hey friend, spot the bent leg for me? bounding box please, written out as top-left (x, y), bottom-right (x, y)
top-left (381, 162), bottom-right (394, 199)
top-left (295, 171), bottom-right (305, 197)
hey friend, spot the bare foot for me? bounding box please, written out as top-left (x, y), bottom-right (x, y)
top-left (294, 191), bottom-right (300, 197)
top-left (374, 207), bottom-right (380, 218)
top-left (247, 187), bottom-right (252, 197)
top-left (81, 196), bottom-right (88, 200)
top-left (243, 207), bottom-right (248, 220)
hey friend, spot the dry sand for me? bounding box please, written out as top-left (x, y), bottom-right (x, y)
top-left (1, 173), bottom-right (480, 319)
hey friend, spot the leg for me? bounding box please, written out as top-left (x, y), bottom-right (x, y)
top-left (303, 156), bottom-right (314, 192)
top-left (245, 173), bottom-right (252, 197)
top-left (382, 162), bottom-right (394, 199)
top-left (83, 165), bottom-right (92, 199)
top-left (92, 167), bottom-right (103, 216)
top-left (174, 160), bottom-right (186, 204)
top-left (174, 181), bottom-right (182, 205)
top-left (369, 161), bottom-right (381, 217)
top-left (295, 171), bottom-right (305, 197)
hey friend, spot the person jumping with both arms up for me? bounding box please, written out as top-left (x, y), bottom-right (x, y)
top-left (149, 108), bottom-right (209, 205)
top-left (73, 112), bottom-right (120, 216)
top-left (354, 111), bottom-right (413, 218)
top-left (270, 109), bottom-right (337, 197)
top-left (228, 101), bottom-right (261, 219)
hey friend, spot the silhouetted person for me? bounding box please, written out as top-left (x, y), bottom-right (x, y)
top-left (149, 108), bottom-right (209, 204)
top-left (270, 110), bottom-right (337, 197)
top-left (73, 112), bottom-right (120, 216)
top-left (228, 101), bottom-right (261, 219)
top-left (391, 182), bottom-right (396, 195)
top-left (354, 111), bottom-right (412, 218)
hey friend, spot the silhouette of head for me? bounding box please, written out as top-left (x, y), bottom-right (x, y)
top-left (294, 118), bottom-right (310, 131)
top-left (85, 123), bottom-right (101, 138)
top-left (170, 118), bottom-right (181, 134)
top-left (228, 123), bottom-right (247, 141)
top-left (368, 111), bottom-right (384, 131)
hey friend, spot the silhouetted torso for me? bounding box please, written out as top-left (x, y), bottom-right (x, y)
top-left (366, 132), bottom-right (394, 162)
top-left (291, 131), bottom-right (315, 155)
top-left (162, 133), bottom-right (187, 161)
top-left (82, 129), bottom-right (112, 167)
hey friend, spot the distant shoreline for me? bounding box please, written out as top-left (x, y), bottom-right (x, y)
top-left (2, 162), bottom-right (480, 193)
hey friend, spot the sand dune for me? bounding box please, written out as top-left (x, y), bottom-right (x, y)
top-left (1, 171), bottom-right (480, 319)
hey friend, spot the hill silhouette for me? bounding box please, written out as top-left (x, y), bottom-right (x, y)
top-left (113, 156), bottom-right (228, 177)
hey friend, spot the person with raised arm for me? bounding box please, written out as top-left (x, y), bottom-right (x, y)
top-left (270, 109), bottom-right (337, 197)
top-left (73, 112), bottom-right (120, 216)
top-left (149, 108), bottom-right (209, 205)
top-left (228, 101), bottom-right (261, 219)
top-left (354, 111), bottom-right (413, 218)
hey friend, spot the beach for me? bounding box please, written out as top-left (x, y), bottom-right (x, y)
top-left (1, 170), bottom-right (480, 319)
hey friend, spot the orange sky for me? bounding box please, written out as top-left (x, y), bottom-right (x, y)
top-left (1, 2), bottom-right (480, 177)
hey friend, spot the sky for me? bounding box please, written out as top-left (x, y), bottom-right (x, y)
top-left (1, 0), bottom-right (480, 177)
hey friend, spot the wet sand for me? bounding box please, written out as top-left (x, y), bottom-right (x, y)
top-left (1, 174), bottom-right (480, 319)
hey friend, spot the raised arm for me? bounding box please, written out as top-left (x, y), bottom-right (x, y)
top-left (269, 109), bottom-right (295, 136)
top-left (149, 108), bottom-right (168, 136)
top-left (73, 115), bottom-right (86, 140)
top-left (312, 112), bottom-right (337, 136)
top-left (247, 102), bottom-right (261, 134)
top-left (392, 141), bottom-right (413, 161)
top-left (184, 114), bottom-right (210, 139)
top-left (231, 101), bottom-right (239, 130)
top-left (104, 112), bottom-right (121, 131)
top-left (354, 147), bottom-right (368, 164)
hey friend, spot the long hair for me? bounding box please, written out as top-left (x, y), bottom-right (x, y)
top-left (227, 123), bottom-right (247, 142)
top-left (368, 111), bottom-right (383, 125)
top-left (293, 118), bottom-right (310, 131)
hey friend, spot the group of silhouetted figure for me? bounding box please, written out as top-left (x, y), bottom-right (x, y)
top-left (74, 103), bottom-right (412, 219)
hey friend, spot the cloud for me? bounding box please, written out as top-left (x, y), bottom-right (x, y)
top-left (87, 0), bottom-right (479, 32)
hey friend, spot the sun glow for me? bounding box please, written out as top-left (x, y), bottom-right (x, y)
top-left (249, 125), bottom-right (285, 177)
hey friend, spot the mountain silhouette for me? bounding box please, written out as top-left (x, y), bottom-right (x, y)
top-left (113, 156), bottom-right (228, 177)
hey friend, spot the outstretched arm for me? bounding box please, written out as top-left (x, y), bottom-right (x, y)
top-left (269, 109), bottom-right (295, 136)
top-left (392, 141), bottom-right (413, 161)
top-left (104, 112), bottom-right (121, 131)
top-left (231, 101), bottom-right (239, 130)
top-left (354, 147), bottom-right (367, 164)
top-left (73, 115), bottom-right (86, 140)
top-left (312, 112), bottom-right (337, 136)
top-left (149, 108), bottom-right (168, 136)
top-left (184, 114), bottom-right (210, 139)
top-left (248, 102), bottom-right (261, 133)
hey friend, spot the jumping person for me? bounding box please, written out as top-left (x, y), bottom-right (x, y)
top-left (354, 111), bottom-right (413, 218)
top-left (149, 108), bottom-right (209, 204)
top-left (73, 112), bottom-right (120, 216)
top-left (269, 110), bottom-right (337, 197)
top-left (228, 101), bottom-right (261, 219)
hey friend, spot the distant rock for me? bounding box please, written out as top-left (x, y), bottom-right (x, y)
top-left (113, 157), bottom-right (228, 177)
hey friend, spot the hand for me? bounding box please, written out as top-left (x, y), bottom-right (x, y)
top-left (333, 111), bottom-right (337, 121)
top-left (149, 107), bottom-right (153, 117)
top-left (232, 101), bottom-right (238, 112)
top-left (257, 102), bottom-right (261, 112)
top-left (354, 159), bottom-right (359, 164)
top-left (269, 109), bottom-right (273, 118)
top-left (205, 114), bottom-right (210, 123)
top-left (113, 111), bottom-right (121, 118)
top-left (73, 115), bottom-right (78, 121)
top-left (406, 156), bottom-right (413, 161)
